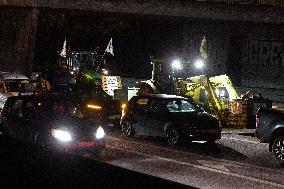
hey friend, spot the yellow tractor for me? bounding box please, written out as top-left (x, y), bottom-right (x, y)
top-left (178, 74), bottom-right (273, 128)
top-left (177, 74), bottom-right (240, 126)
top-left (135, 58), bottom-right (271, 128)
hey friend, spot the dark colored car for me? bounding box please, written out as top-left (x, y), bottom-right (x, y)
top-left (1, 94), bottom-right (106, 153)
top-left (71, 86), bottom-right (122, 128)
top-left (120, 94), bottom-right (221, 145)
top-left (255, 108), bottom-right (284, 165)
top-left (38, 84), bottom-right (122, 128)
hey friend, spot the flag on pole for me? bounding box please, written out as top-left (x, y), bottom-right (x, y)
top-left (199, 36), bottom-right (208, 60)
top-left (60, 37), bottom-right (67, 57)
top-left (105, 38), bottom-right (114, 56)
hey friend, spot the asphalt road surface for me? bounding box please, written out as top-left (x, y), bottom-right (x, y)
top-left (0, 135), bottom-right (193, 189)
top-left (1, 128), bottom-right (283, 189)
top-left (89, 129), bottom-right (284, 189)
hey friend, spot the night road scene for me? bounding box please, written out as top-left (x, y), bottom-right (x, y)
top-left (1, 1), bottom-right (284, 189)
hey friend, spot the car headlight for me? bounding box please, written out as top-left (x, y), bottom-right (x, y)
top-left (51, 129), bottom-right (72, 142)
top-left (95, 126), bottom-right (105, 139)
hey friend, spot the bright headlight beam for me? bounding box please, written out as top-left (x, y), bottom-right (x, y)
top-left (172, 59), bottom-right (182, 70)
top-left (195, 59), bottom-right (205, 69)
top-left (52, 129), bottom-right (72, 142)
top-left (95, 126), bottom-right (105, 139)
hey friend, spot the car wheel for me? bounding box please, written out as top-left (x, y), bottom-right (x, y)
top-left (166, 127), bottom-right (179, 146)
top-left (121, 120), bottom-right (135, 137)
top-left (272, 136), bottom-right (284, 164)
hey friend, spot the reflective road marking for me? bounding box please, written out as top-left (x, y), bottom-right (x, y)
top-left (107, 144), bottom-right (284, 189)
top-left (221, 136), bottom-right (260, 144)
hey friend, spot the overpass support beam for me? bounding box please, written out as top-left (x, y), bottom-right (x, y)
top-left (0, 7), bottom-right (39, 75)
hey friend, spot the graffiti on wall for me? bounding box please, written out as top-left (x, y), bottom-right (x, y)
top-left (248, 39), bottom-right (284, 67)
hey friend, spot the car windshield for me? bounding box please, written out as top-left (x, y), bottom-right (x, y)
top-left (5, 80), bottom-right (23, 92)
top-left (74, 85), bottom-right (113, 101)
top-left (165, 98), bottom-right (200, 113)
top-left (4, 80), bottom-right (33, 93)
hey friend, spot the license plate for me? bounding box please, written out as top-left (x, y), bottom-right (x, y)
top-left (108, 115), bottom-right (121, 120)
top-left (78, 142), bottom-right (95, 148)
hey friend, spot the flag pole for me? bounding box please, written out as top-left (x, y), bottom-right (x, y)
top-left (101, 38), bottom-right (114, 70)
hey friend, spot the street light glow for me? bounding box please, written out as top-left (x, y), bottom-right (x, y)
top-left (195, 59), bottom-right (205, 69)
top-left (172, 59), bottom-right (182, 70)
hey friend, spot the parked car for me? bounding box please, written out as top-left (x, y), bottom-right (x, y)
top-left (0, 72), bottom-right (34, 110)
top-left (1, 94), bottom-right (106, 153)
top-left (120, 94), bottom-right (221, 145)
top-left (255, 108), bottom-right (284, 165)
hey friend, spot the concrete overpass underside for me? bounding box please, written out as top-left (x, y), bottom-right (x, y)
top-left (1, 1), bottom-right (284, 99)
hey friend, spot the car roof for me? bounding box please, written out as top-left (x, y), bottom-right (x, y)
top-left (0, 72), bottom-right (29, 80)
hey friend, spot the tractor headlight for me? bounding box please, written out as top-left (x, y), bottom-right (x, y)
top-left (95, 126), bottom-right (105, 139)
top-left (51, 129), bottom-right (72, 142)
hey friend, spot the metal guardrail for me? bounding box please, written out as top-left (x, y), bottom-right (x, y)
top-left (196, 0), bottom-right (284, 8)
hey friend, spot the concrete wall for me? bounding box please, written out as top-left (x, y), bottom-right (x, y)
top-left (1, 0), bottom-right (284, 24)
top-left (181, 20), bottom-right (284, 95)
top-left (0, 7), bottom-right (38, 75)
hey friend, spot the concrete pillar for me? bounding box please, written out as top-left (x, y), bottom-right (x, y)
top-left (0, 7), bottom-right (39, 75)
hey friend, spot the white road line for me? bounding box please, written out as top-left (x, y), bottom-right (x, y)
top-left (221, 136), bottom-right (260, 144)
top-left (107, 136), bottom-right (283, 174)
top-left (107, 144), bottom-right (284, 189)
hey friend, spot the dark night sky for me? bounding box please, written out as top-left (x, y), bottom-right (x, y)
top-left (34, 9), bottom-right (185, 79)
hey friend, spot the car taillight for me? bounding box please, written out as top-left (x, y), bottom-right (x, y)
top-left (256, 111), bottom-right (260, 127)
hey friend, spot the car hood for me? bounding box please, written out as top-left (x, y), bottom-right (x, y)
top-left (45, 115), bottom-right (101, 137)
top-left (169, 111), bottom-right (219, 128)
